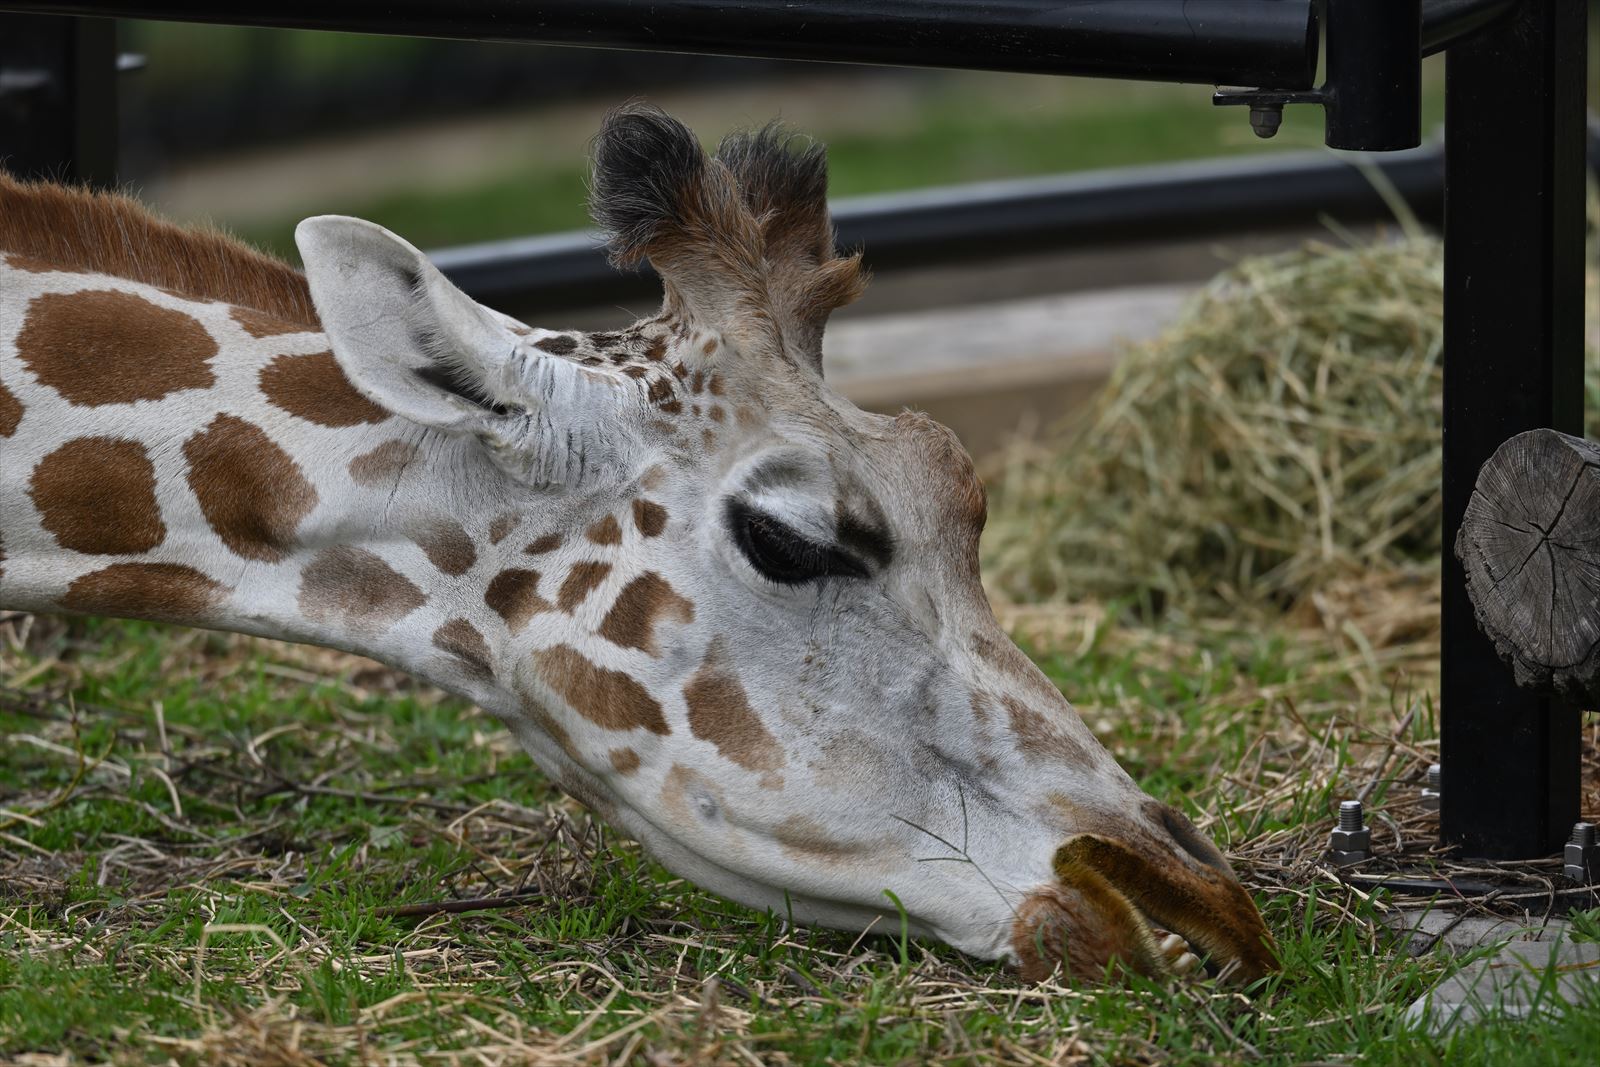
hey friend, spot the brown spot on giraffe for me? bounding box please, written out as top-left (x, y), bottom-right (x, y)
top-left (557, 562), bottom-right (612, 611)
top-left (533, 644), bottom-right (669, 735)
top-left (772, 816), bottom-right (889, 866)
top-left (348, 439), bottom-right (417, 486)
top-left (298, 546), bottom-right (425, 631)
top-left (631, 499), bottom-right (668, 538)
top-left (524, 532), bottom-right (562, 555)
top-left (621, 365), bottom-right (648, 380)
top-left (487, 513), bottom-right (518, 545)
top-left (1004, 695), bottom-right (1092, 765)
top-left (231, 305), bottom-right (311, 339)
top-left (684, 641), bottom-right (784, 773)
top-left (432, 618), bottom-right (492, 677)
top-left (17, 289), bottom-right (217, 406)
top-left (585, 514), bottom-right (622, 546)
top-left (484, 568), bottom-right (551, 633)
top-left (599, 572), bottom-right (694, 656)
top-left (608, 747), bottom-right (641, 775)
top-left (29, 437), bottom-right (165, 555)
top-left (708, 405), bottom-right (726, 424)
top-left (643, 335), bottom-right (666, 361)
top-left (184, 414), bottom-right (318, 562)
top-left (535, 334), bottom-right (577, 355)
top-left (415, 519), bottom-right (476, 576)
top-left (640, 465), bottom-right (667, 491)
top-left (647, 379), bottom-right (674, 406)
top-left (701, 428), bottom-right (717, 451)
top-left (60, 562), bottom-right (226, 624)
top-left (259, 351), bottom-right (389, 427)
top-left (707, 374), bottom-right (725, 396)
top-left (701, 337), bottom-right (717, 355)
top-left (0, 377), bottom-right (21, 437)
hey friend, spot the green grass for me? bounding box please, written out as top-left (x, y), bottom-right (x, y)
top-left (4, 606), bottom-right (1596, 1065)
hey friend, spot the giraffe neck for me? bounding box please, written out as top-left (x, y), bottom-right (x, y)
top-left (0, 260), bottom-right (594, 705)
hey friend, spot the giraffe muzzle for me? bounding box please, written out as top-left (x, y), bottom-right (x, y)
top-left (1012, 833), bottom-right (1277, 985)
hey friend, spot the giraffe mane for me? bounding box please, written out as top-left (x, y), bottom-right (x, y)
top-left (0, 173), bottom-right (319, 331)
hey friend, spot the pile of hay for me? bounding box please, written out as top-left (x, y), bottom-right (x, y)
top-left (983, 198), bottom-right (1600, 616)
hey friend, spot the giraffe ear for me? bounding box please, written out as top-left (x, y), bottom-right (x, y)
top-left (296, 215), bottom-right (647, 489)
top-left (295, 215), bottom-right (524, 435)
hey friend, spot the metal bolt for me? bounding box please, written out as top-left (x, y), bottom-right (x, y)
top-left (1565, 821), bottom-right (1599, 884)
top-left (1248, 103), bottom-right (1283, 139)
top-left (1421, 763), bottom-right (1441, 812)
top-left (1328, 799), bottom-right (1372, 866)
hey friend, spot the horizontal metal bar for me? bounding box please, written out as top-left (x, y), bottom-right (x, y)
top-left (430, 143), bottom-right (1451, 310)
top-left (0, 1), bottom-right (1319, 87)
top-left (1421, 0), bottom-right (1518, 57)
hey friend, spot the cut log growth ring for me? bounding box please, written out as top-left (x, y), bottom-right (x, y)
top-left (1456, 428), bottom-right (1600, 706)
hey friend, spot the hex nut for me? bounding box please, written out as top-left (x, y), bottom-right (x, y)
top-left (1328, 827), bottom-right (1371, 852)
top-left (1564, 842), bottom-right (1600, 883)
top-left (1327, 849), bottom-right (1370, 868)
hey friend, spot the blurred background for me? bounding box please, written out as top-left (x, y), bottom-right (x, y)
top-left (111, 18), bottom-right (1487, 462)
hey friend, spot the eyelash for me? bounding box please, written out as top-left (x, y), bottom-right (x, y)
top-left (727, 501), bottom-right (869, 585)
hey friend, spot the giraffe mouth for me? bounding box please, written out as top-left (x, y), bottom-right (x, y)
top-left (1013, 834), bottom-right (1277, 984)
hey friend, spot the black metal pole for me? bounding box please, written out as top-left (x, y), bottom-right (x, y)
top-left (0, 14), bottom-right (117, 186)
top-left (1440, 0), bottom-right (1587, 858)
top-left (0, 1), bottom-right (1318, 88)
top-left (1322, 0), bottom-right (1421, 151)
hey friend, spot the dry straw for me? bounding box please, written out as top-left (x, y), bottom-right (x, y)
top-left (984, 189), bottom-right (1600, 617)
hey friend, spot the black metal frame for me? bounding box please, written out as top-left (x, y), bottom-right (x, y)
top-left (0, 0), bottom-right (1592, 861)
top-left (1439, 0), bottom-right (1589, 858)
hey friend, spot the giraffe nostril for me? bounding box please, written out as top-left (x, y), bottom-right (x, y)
top-left (1154, 803), bottom-right (1234, 876)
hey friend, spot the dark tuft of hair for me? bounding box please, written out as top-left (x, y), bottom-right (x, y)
top-left (589, 102), bottom-right (707, 268)
top-left (715, 123), bottom-right (829, 235)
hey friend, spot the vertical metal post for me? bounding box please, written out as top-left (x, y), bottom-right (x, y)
top-left (1441, 0), bottom-right (1587, 858)
top-left (1322, 0), bottom-right (1421, 151)
top-left (0, 14), bottom-right (117, 186)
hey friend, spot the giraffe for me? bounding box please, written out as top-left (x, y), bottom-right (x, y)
top-left (0, 104), bottom-right (1274, 985)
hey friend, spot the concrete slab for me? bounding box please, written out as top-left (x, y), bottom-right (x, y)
top-left (1385, 908), bottom-right (1570, 957)
top-left (1406, 936), bottom-right (1600, 1034)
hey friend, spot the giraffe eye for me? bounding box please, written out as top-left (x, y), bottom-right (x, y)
top-left (726, 501), bottom-right (868, 586)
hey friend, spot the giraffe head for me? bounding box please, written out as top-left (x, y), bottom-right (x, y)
top-left (294, 105), bottom-right (1274, 984)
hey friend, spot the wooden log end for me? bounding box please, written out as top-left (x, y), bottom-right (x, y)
top-left (1455, 427), bottom-right (1600, 708)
